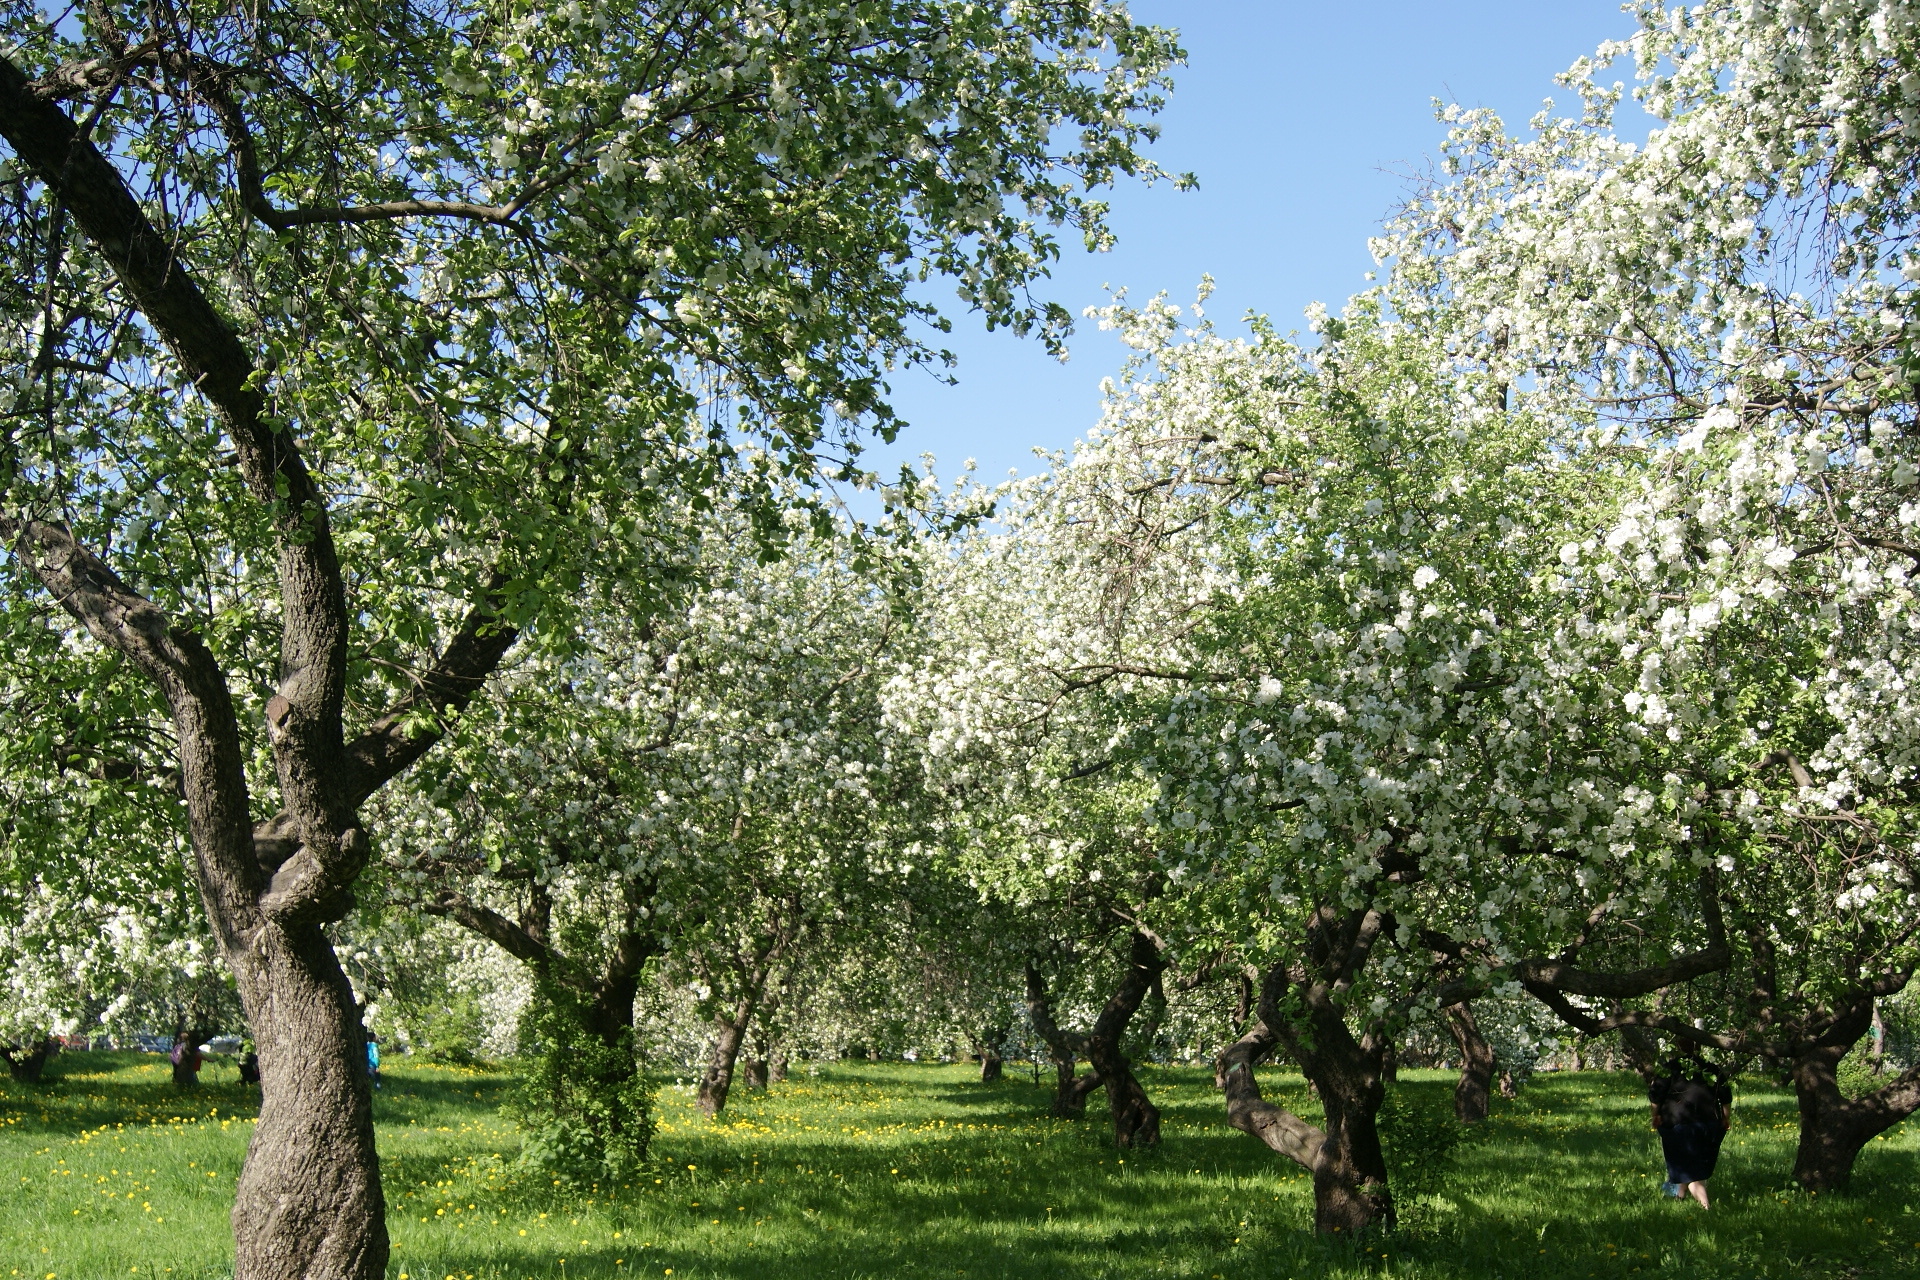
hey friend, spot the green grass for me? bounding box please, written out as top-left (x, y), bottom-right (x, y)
top-left (7, 1052), bottom-right (1920, 1279)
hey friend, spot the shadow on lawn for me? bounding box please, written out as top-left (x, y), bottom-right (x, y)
top-left (0, 1049), bottom-right (519, 1138)
top-left (0, 1049), bottom-right (261, 1132)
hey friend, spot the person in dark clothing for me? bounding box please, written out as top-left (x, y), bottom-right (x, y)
top-left (237, 1051), bottom-right (260, 1087)
top-left (1649, 1059), bottom-right (1732, 1208)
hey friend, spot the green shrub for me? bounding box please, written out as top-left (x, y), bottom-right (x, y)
top-left (1378, 1084), bottom-right (1469, 1234)
top-left (410, 992), bottom-right (486, 1066)
top-left (505, 982), bottom-right (653, 1185)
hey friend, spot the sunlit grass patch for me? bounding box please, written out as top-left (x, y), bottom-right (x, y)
top-left (6, 1054), bottom-right (1920, 1278)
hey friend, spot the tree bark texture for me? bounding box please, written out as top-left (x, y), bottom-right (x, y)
top-left (979, 1049), bottom-right (1004, 1083)
top-left (1080, 932), bottom-right (1168, 1149)
top-left (1445, 1002), bottom-right (1495, 1123)
top-left (0, 55), bottom-right (521, 1279)
top-left (743, 1059), bottom-right (770, 1090)
top-left (1788, 999), bottom-right (1920, 1191)
top-left (1214, 919), bottom-right (1396, 1234)
top-left (697, 1004), bottom-right (753, 1118)
top-left (769, 1056), bottom-right (788, 1084)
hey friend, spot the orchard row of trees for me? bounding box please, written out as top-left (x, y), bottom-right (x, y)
top-left (6, 0), bottom-right (1920, 1270)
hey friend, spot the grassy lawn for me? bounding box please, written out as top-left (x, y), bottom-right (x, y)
top-left (7, 1052), bottom-right (1920, 1279)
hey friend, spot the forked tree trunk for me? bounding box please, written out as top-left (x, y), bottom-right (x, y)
top-left (1052, 1059), bottom-right (1103, 1117)
top-left (0, 51), bottom-right (528, 1280)
top-left (1788, 1001), bottom-right (1920, 1191)
top-left (1026, 961), bottom-right (1101, 1117)
top-left (1445, 1002), bottom-right (1495, 1123)
top-left (1217, 952), bottom-right (1395, 1235)
top-left (3, 1037), bottom-right (55, 1083)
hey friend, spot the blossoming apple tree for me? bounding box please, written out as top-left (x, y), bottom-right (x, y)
top-left (0, 0), bottom-right (1183, 1268)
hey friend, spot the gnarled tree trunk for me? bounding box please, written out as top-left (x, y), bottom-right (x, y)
top-left (1788, 1000), bottom-right (1920, 1191)
top-left (697, 1002), bottom-right (753, 1117)
top-left (1215, 920), bottom-right (1396, 1235)
top-left (1081, 932), bottom-right (1168, 1149)
top-left (0, 58), bottom-right (524, 1277)
top-left (232, 933), bottom-right (384, 1277)
top-left (1217, 1001), bottom-right (1393, 1234)
top-left (1445, 1001), bottom-right (1495, 1123)
top-left (1026, 961), bottom-right (1102, 1118)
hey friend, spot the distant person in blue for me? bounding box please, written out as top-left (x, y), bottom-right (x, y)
top-left (1649, 1058), bottom-right (1732, 1207)
top-left (366, 1033), bottom-right (381, 1091)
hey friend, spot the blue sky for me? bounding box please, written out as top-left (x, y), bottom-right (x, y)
top-left (864, 0), bottom-right (1647, 487)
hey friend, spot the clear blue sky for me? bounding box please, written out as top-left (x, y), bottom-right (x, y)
top-left (865, 0), bottom-right (1646, 486)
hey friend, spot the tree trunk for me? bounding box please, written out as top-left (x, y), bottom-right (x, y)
top-left (1446, 1002), bottom-right (1495, 1123)
top-left (742, 1058), bottom-right (769, 1090)
top-left (1314, 1083), bottom-right (1394, 1234)
top-left (231, 926), bottom-right (386, 1279)
top-left (3, 1037), bottom-right (55, 1083)
top-left (697, 1007), bottom-right (751, 1118)
top-left (1026, 961), bottom-right (1100, 1117)
top-left (1787, 1003), bottom-right (1920, 1192)
top-left (1083, 932), bottom-right (1168, 1149)
top-left (0, 55), bottom-right (534, 1280)
top-left (1052, 1059), bottom-right (1103, 1118)
top-left (769, 1055), bottom-right (788, 1084)
top-left (1217, 954), bottom-right (1395, 1234)
top-left (973, 1019), bottom-right (1010, 1083)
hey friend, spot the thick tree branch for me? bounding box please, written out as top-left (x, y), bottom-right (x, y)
top-left (422, 893), bottom-right (554, 970)
top-left (0, 517), bottom-right (261, 934)
top-left (0, 50), bottom-right (351, 869)
top-left (1215, 1015), bottom-right (1322, 1169)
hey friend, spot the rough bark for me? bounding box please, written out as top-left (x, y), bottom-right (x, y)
top-left (1216, 999), bottom-right (1392, 1234)
top-left (232, 934), bottom-right (384, 1278)
top-left (1025, 961), bottom-right (1102, 1117)
top-left (1788, 999), bottom-right (1920, 1191)
top-left (1214, 915), bottom-right (1396, 1235)
top-left (0, 52), bottom-right (522, 1280)
top-left (1445, 1002), bottom-right (1495, 1123)
top-left (1081, 932), bottom-right (1168, 1149)
top-left (697, 1003), bottom-right (753, 1118)
top-left (742, 1058), bottom-right (770, 1090)
top-left (769, 1055), bottom-right (788, 1084)
top-left (3, 1037), bottom-right (56, 1083)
